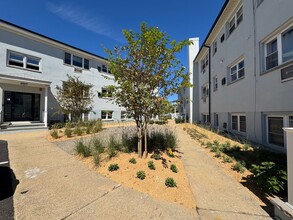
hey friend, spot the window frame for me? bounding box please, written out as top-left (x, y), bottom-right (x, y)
top-left (213, 41), bottom-right (217, 55)
top-left (229, 59), bottom-right (245, 83)
top-left (213, 76), bottom-right (218, 91)
top-left (228, 6), bottom-right (243, 35)
top-left (201, 83), bottom-right (209, 102)
top-left (263, 25), bottom-right (293, 72)
top-left (63, 52), bottom-right (90, 70)
top-left (201, 53), bottom-right (209, 73)
top-left (101, 110), bottom-right (113, 120)
top-left (266, 115), bottom-right (293, 147)
top-left (231, 114), bottom-right (246, 133)
top-left (7, 50), bottom-right (41, 72)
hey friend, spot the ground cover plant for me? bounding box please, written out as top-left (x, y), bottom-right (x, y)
top-left (184, 124), bottom-right (287, 196)
top-left (108, 164), bottom-right (119, 171)
top-left (136, 170), bottom-right (146, 180)
top-left (165, 177), bottom-right (177, 187)
top-left (148, 161), bottom-right (155, 170)
top-left (129, 158), bottom-right (137, 164)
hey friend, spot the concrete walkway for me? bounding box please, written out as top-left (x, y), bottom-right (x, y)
top-left (176, 124), bottom-right (272, 220)
top-left (1, 131), bottom-right (196, 220)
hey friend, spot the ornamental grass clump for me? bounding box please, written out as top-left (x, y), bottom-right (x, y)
top-left (74, 139), bottom-right (91, 157)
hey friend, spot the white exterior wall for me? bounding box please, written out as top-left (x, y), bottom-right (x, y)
top-left (192, 0), bottom-right (293, 151)
top-left (0, 22), bottom-right (124, 124)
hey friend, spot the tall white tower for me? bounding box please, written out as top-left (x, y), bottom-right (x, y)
top-left (187, 37), bottom-right (199, 123)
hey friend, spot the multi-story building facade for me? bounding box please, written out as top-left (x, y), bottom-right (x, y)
top-left (191, 0), bottom-right (293, 151)
top-left (0, 19), bottom-right (125, 127)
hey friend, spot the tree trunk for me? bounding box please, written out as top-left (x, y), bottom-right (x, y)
top-left (137, 126), bottom-right (142, 158)
top-left (143, 120), bottom-right (148, 158)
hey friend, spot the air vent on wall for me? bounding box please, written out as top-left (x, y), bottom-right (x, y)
top-left (281, 65), bottom-right (293, 81)
top-left (74, 68), bottom-right (82, 73)
top-left (222, 77), bottom-right (226, 85)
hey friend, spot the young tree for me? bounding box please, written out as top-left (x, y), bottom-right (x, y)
top-left (106, 23), bottom-right (191, 157)
top-left (56, 75), bottom-right (94, 122)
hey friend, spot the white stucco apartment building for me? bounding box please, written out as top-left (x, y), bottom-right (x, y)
top-left (185, 0), bottom-right (293, 151)
top-left (0, 19), bottom-right (125, 128)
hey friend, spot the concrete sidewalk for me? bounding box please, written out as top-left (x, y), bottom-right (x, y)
top-left (1, 131), bottom-right (196, 220)
top-left (176, 124), bottom-right (272, 220)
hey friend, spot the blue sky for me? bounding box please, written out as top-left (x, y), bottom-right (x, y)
top-left (0, 0), bottom-right (225, 101)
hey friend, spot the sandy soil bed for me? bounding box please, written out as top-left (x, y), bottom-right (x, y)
top-left (78, 151), bottom-right (196, 209)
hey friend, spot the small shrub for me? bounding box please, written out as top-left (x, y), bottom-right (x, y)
top-left (170, 164), bottom-right (178, 173)
top-left (222, 155), bottom-right (234, 163)
top-left (50, 129), bottom-right (59, 139)
top-left (108, 164), bottom-right (119, 171)
top-left (151, 153), bottom-right (161, 160)
top-left (74, 126), bottom-right (83, 136)
top-left (165, 177), bottom-right (177, 187)
top-left (210, 145), bottom-right (219, 153)
top-left (64, 127), bottom-right (72, 137)
top-left (92, 119), bottom-right (103, 133)
top-left (136, 170), bottom-right (146, 180)
top-left (92, 137), bottom-right (105, 154)
top-left (93, 153), bottom-right (101, 167)
top-left (214, 151), bottom-right (222, 158)
top-left (148, 161), bottom-right (155, 170)
top-left (250, 162), bottom-right (287, 194)
top-left (213, 140), bottom-right (220, 146)
top-left (129, 158), bottom-right (137, 164)
top-left (175, 118), bottom-right (185, 124)
top-left (167, 148), bottom-right (174, 157)
top-left (206, 141), bottom-right (213, 148)
top-left (107, 136), bottom-right (122, 158)
top-left (85, 125), bottom-right (92, 134)
top-left (243, 143), bottom-right (251, 151)
top-left (75, 139), bottom-right (91, 157)
top-left (232, 160), bottom-right (246, 173)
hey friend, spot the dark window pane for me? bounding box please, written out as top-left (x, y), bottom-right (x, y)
top-left (239, 116), bottom-right (246, 132)
top-left (73, 55), bottom-right (83, 67)
top-left (268, 117), bottom-right (284, 146)
top-left (84, 59), bottom-right (89, 69)
top-left (64, 52), bottom-right (71, 65)
top-left (282, 27), bottom-right (293, 62)
top-left (232, 115), bottom-right (238, 130)
top-left (238, 68), bottom-right (245, 78)
top-left (102, 65), bottom-right (107, 72)
top-left (289, 116), bottom-right (293, 127)
top-left (266, 51), bottom-right (278, 70)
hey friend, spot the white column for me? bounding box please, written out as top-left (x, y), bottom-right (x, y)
top-left (284, 128), bottom-right (293, 205)
top-left (44, 86), bottom-right (48, 127)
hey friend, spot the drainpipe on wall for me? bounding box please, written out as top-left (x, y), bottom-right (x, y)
top-left (203, 45), bottom-right (211, 123)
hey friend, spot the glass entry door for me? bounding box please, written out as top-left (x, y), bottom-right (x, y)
top-left (4, 91), bottom-right (40, 122)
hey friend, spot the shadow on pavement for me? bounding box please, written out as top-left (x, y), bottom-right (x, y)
top-left (0, 166), bottom-right (19, 201)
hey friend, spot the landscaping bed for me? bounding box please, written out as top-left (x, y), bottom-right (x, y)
top-left (182, 123), bottom-right (287, 215)
top-left (68, 124), bottom-right (195, 209)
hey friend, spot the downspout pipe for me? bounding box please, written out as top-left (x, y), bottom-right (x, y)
top-left (203, 45), bottom-right (211, 123)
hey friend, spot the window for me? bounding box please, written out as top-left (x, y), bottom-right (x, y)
top-left (101, 111), bottom-right (113, 120)
top-left (289, 116), bottom-right (293, 127)
top-left (220, 34), bottom-right (225, 43)
top-left (100, 87), bottom-right (113, 98)
top-left (213, 41), bottom-right (217, 55)
top-left (267, 117), bottom-right (284, 146)
top-left (64, 52), bottom-right (71, 65)
top-left (102, 65), bottom-right (107, 72)
top-left (228, 6), bottom-right (243, 35)
top-left (8, 52), bottom-right (24, 67)
top-left (230, 60), bottom-right (245, 83)
top-left (264, 26), bottom-right (293, 71)
top-left (64, 52), bottom-right (90, 70)
top-left (231, 114), bottom-right (246, 133)
top-left (201, 83), bottom-right (209, 102)
top-left (201, 53), bottom-right (209, 73)
top-left (8, 51), bottom-right (41, 71)
top-left (203, 114), bottom-right (210, 124)
top-left (266, 39), bottom-right (278, 70)
top-left (213, 76), bottom-right (218, 91)
top-left (214, 113), bottom-right (219, 127)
